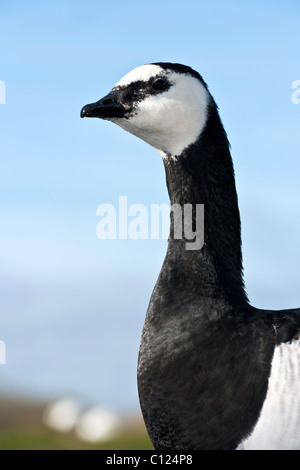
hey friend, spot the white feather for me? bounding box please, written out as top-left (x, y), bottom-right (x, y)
top-left (238, 339), bottom-right (300, 450)
top-left (115, 64), bottom-right (163, 87)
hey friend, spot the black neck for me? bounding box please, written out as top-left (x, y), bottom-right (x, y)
top-left (163, 101), bottom-right (248, 307)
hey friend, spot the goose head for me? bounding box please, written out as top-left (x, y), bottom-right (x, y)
top-left (81, 63), bottom-right (210, 157)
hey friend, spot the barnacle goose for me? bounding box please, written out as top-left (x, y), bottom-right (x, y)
top-left (81, 63), bottom-right (300, 450)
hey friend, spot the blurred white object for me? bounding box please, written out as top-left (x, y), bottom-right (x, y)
top-left (43, 397), bottom-right (81, 433)
top-left (75, 405), bottom-right (121, 442)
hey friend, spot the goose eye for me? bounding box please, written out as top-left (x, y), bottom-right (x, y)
top-left (152, 79), bottom-right (169, 91)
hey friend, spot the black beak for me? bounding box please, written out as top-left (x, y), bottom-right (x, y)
top-left (80, 90), bottom-right (127, 119)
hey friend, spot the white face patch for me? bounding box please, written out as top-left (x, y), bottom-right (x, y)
top-left (115, 64), bottom-right (163, 88)
top-left (111, 64), bottom-right (210, 157)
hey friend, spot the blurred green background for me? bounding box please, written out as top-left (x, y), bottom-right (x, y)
top-left (0, 395), bottom-right (153, 450)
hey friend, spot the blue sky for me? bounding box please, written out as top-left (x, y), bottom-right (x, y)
top-left (0, 0), bottom-right (300, 411)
